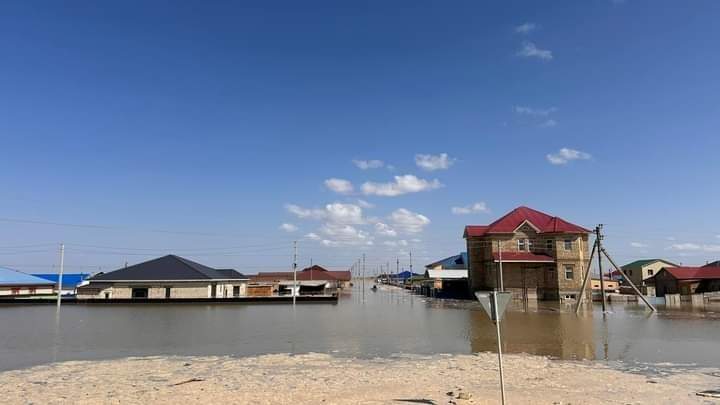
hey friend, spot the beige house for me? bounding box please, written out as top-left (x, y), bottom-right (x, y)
top-left (591, 278), bottom-right (619, 293)
top-left (0, 267), bottom-right (56, 297)
top-left (464, 206), bottom-right (591, 301)
top-left (77, 255), bottom-right (248, 300)
top-left (620, 259), bottom-right (677, 293)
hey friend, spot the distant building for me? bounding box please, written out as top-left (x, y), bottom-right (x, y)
top-left (425, 253), bottom-right (468, 292)
top-left (464, 206), bottom-right (591, 301)
top-left (591, 278), bottom-right (619, 293)
top-left (251, 265), bottom-right (351, 296)
top-left (703, 260), bottom-right (720, 267)
top-left (647, 266), bottom-right (720, 297)
top-left (620, 259), bottom-right (678, 293)
top-left (32, 273), bottom-right (90, 295)
top-left (76, 255), bottom-right (248, 300)
top-left (0, 267), bottom-right (56, 297)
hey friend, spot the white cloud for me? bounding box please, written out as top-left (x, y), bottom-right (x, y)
top-left (374, 222), bottom-right (397, 237)
top-left (304, 232), bottom-right (321, 240)
top-left (324, 178), bottom-right (354, 195)
top-left (515, 23), bottom-right (536, 34)
top-left (286, 202), bottom-right (365, 224)
top-left (383, 240), bottom-right (408, 248)
top-left (390, 208), bottom-right (431, 234)
top-left (513, 106), bottom-right (557, 116)
top-left (279, 223), bottom-right (298, 232)
top-left (539, 119), bottom-right (557, 128)
top-left (451, 202), bottom-right (490, 215)
top-left (546, 148), bottom-right (592, 165)
top-left (356, 199), bottom-right (374, 209)
top-left (517, 41), bottom-right (553, 61)
top-left (630, 242), bottom-right (648, 248)
top-left (415, 153), bottom-right (455, 171)
top-left (352, 159), bottom-right (384, 170)
top-left (667, 243), bottom-right (720, 252)
top-left (361, 175), bottom-right (442, 197)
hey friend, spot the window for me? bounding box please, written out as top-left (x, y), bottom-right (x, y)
top-left (546, 239), bottom-right (553, 251)
top-left (564, 265), bottom-right (574, 280)
top-left (518, 239), bottom-right (527, 251)
top-left (627, 269), bottom-right (633, 276)
top-left (647, 269), bottom-right (654, 276)
top-left (11, 288), bottom-right (20, 295)
top-left (233, 286), bottom-right (240, 297)
top-left (29, 287), bottom-right (36, 294)
top-left (564, 239), bottom-right (573, 250)
top-left (528, 239), bottom-right (534, 251)
top-left (165, 287), bottom-right (171, 298)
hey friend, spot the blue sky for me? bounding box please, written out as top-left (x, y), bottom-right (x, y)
top-left (2, 1), bottom-right (720, 274)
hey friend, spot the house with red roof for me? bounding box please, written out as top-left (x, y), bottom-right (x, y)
top-left (464, 206), bottom-right (591, 301)
top-left (646, 266), bottom-right (720, 297)
top-left (250, 265), bottom-right (351, 296)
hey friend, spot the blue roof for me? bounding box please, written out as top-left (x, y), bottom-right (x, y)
top-left (32, 273), bottom-right (90, 288)
top-left (0, 267), bottom-right (56, 286)
top-left (390, 271), bottom-right (423, 280)
top-left (425, 252), bottom-right (468, 270)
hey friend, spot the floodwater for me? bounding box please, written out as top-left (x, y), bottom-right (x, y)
top-left (0, 285), bottom-right (719, 372)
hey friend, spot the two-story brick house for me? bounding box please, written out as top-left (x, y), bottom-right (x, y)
top-left (464, 206), bottom-right (591, 301)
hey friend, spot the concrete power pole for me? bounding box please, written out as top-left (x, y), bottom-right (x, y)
top-left (56, 243), bottom-right (65, 308)
top-left (595, 225), bottom-right (607, 312)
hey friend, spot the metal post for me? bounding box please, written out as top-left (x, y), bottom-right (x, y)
top-left (362, 254), bottom-right (366, 301)
top-left (293, 241), bottom-right (297, 306)
top-left (497, 240), bottom-right (504, 291)
top-left (602, 248), bottom-right (656, 312)
top-left (574, 241), bottom-right (597, 314)
top-left (409, 250), bottom-right (413, 286)
top-left (56, 243), bottom-right (65, 308)
top-left (595, 226), bottom-right (607, 312)
top-left (493, 292), bottom-right (506, 405)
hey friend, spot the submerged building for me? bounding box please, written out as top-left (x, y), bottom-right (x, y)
top-left (77, 255), bottom-right (248, 300)
top-left (0, 267), bottom-right (56, 297)
top-left (464, 206), bottom-right (591, 301)
top-left (250, 265), bottom-right (351, 296)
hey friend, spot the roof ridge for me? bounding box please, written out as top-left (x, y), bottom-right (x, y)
top-left (171, 255), bottom-right (219, 279)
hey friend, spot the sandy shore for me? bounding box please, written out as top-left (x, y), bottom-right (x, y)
top-left (1, 352), bottom-right (718, 404)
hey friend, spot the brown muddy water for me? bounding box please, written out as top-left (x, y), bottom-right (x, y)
top-left (0, 285), bottom-right (718, 372)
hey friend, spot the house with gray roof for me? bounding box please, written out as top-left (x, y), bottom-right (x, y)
top-left (0, 267), bottom-right (56, 297)
top-left (77, 255), bottom-right (249, 300)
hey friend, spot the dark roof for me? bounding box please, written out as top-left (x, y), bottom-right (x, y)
top-left (464, 206), bottom-right (589, 238)
top-left (89, 255), bottom-right (247, 281)
top-left (621, 259), bottom-right (679, 269)
top-left (660, 266), bottom-right (720, 281)
top-left (425, 253), bottom-right (467, 269)
top-left (703, 260), bottom-right (720, 267)
top-left (32, 273), bottom-right (90, 288)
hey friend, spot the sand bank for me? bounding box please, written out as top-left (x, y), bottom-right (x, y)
top-left (1, 352), bottom-right (718, 404)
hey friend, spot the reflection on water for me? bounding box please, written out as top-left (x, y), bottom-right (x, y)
top-left (0, 285), bottom-right (719, 372)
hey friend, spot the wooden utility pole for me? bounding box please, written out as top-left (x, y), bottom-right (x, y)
top-left (596, 225), bottom-right (607, 312)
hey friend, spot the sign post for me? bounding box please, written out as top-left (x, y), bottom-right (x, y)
top-left (475, 291), bottom-right (512, 405)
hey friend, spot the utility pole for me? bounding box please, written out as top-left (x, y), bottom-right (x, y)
top-left (409, 250), bottom-right (413, 285)
top-left (595, 225), bottom-right (607, 312)
top-left (293, 241), bottom-right (297, 306)
top-left (56, 243), bottom-right (65, 308)
top-left (396, 257), bottom-right (399, 285)
top-left (362, 253), bottom-right (366, 300)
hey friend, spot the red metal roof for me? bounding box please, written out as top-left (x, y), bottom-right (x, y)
top-left (492, 252), bottom-right (555, 263)
top-left (464, 206), bottom-right (589, 238)
top-left (251, 265), bottom-right (351, 282)
top-left (663, 266), bottom-right (720, 281)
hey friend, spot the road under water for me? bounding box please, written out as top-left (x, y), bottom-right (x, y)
top-left (0, 285), bottom-right (718, 372)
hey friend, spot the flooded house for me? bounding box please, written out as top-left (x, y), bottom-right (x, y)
top-left (32, 273), bottom-right (90, 296)
top-left (464, 206), bottom-right (591, 301)
top-left (646, 266), bottom-right (720, 297)
top-left (423, 253), bottom-right (469, 297)
top-left (250, 265), bottom-right (351, 296)
top-left (620, 259), bottom-right (677, 294)
top-left (0, 267), bottom-right (56, 297)
top-left (76, 255), bottom-right (249, 300)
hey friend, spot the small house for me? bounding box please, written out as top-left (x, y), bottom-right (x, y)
top-left (250, 265), bottom-right (351, 296)
top-left (424, 253), bottom-right (468, 294)
top-left (647, 266), bottom-right (720, 297)
top-left (0, 267), bottom-right (56, 297)
top-left (76, 255), bottom-right (248, 300)
top-left (620, 259), bottom-right (678, 293)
